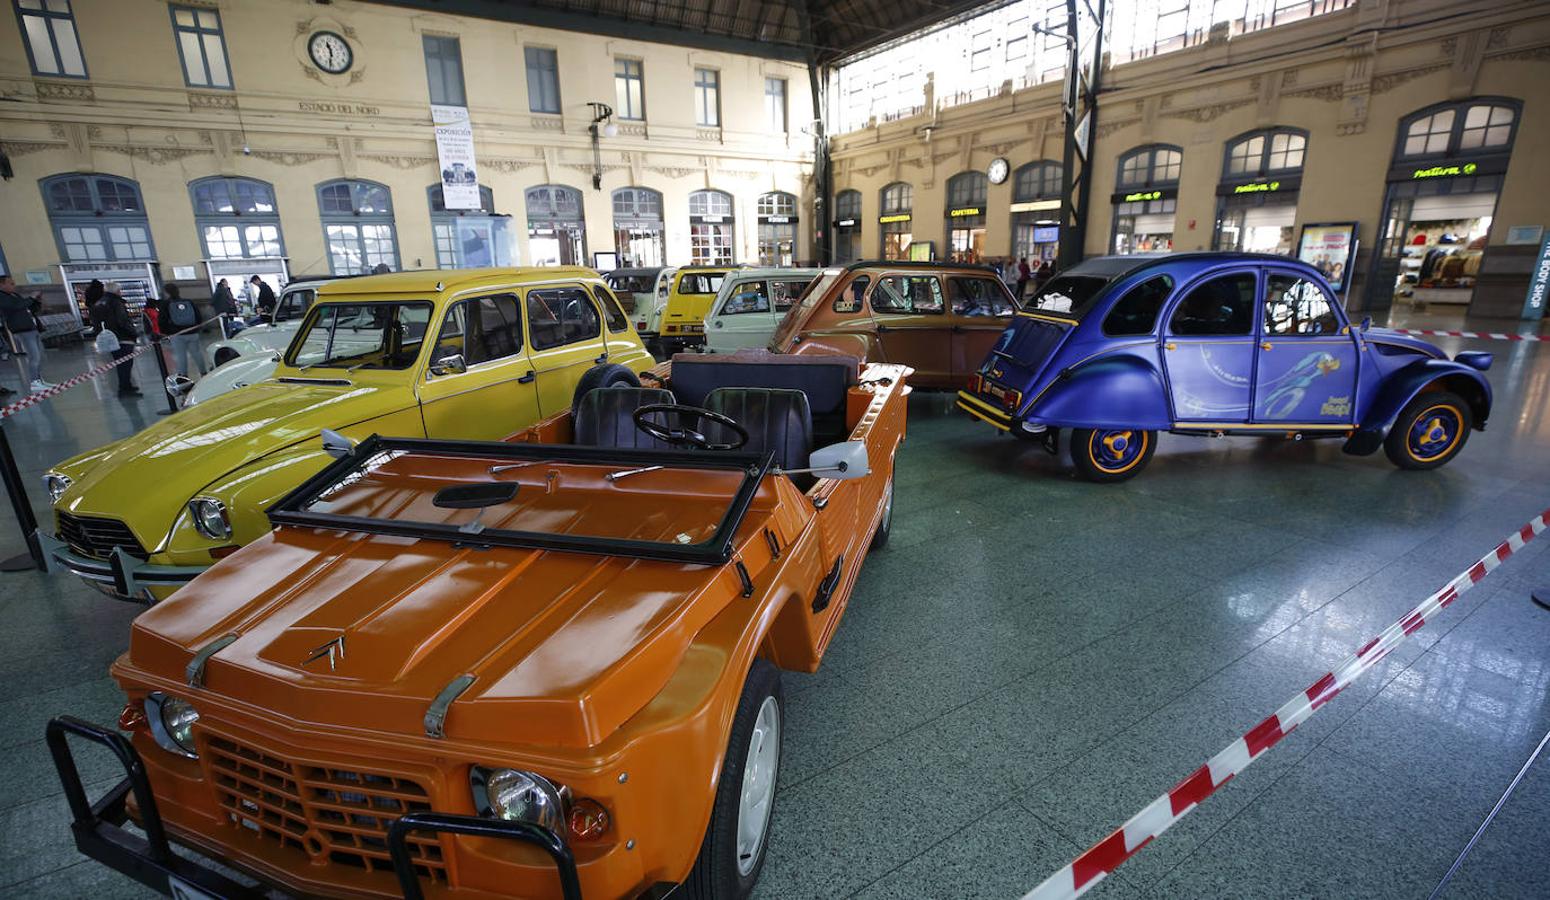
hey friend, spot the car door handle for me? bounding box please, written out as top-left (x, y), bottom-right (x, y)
top-left (1261, 342), bottom-right (1273, 351)
top-left (1165, 343), bottom-right (1177, 351)
top-left (517, 370), bottom-right (535, 384)
top-left (594, 353), bottom-right (608, 364)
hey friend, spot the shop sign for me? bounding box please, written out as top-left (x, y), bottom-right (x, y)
top-left (1032, 225), bottom-right (1060, 244)
top-left (761, 215), bottom-right (793, 224)
top-left (949, 207), bottom-right (983, 218)
top-left (1124, 190), bottom-right (1163, 202)
top-left (1232, 181), bottom-right (1282, 194)
top-left (835, 218), bottom-right (857, 227)
top-left (878, 213), bottom-right (912, 224)
top-left (1522, 233), bottom-right (1550, 321)
top-left (1412, 162), bottom-right (1479, 180)
top-left (699, 214), bottom-right (725, 223)
top-left (1506, 225), bottom-right (1543, 246)
top-left (1010, 199), bottom-right (1061, 213)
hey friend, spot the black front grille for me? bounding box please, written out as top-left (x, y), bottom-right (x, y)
top-left (55, 512), bottom-right (148, 561)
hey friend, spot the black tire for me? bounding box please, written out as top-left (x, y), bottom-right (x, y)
top-left (569, 363), bottom-right (641, 415)
top-left (870, 476), bottom-right (893, 550)
top-left (212, 346), bottom-right (240, 367)
top-left (1069, 427), bottom-right (1156, 483)
top-left (1384, 390), bottom-right (1472, 470)
top-left (683, 659), bottom-right (784, 900)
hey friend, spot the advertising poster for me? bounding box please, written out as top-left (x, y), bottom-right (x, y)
top-left (432, 104), bottom-right (480, 210)
top-left (1522, 233), bottom-right (1550, 321)
top-left (1297, 222), bottom-right (1357, 294)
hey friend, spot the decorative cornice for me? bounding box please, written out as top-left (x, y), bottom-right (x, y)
top-left (1371, 63), bottom-right (1447, 94)
top-left (95, 145), bottom-right (211, 164)
top-left (188, 92), bottom-right (237, 111)
top-left (358, 153), bottom-right (437, 170)
top-left (645, 166), bottom-right (700, 179)
top-left (1286, 83), bottom-right (1343, 102)
top-left (249, 150), bottom-right (335, 165)
top-left (482, 157), bottom-right (540, 173)
top-left (34, 80), bottom-right (95, 103)
top-left (1095, 118), bottom-right (1139, 138)
top-left (1489, 46), bottom-right (1550, 62)
top-left (0, 140), bottom-right (63, 157)
top-left (617, 123), bottom-right (648, 137)
top-left (695, 128), bottom-right (723, 142)
top-left (531, 115), bottom-right (563, 131)
top-left (1160, 97), bottom-right (1255, 123)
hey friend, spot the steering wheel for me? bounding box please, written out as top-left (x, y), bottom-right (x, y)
top-left (633, 404), bottom-right (749, 451)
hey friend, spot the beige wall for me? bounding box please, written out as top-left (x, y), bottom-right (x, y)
top-left (0, 0), bottom-right (816, 287)
top-left (830, 0), bottom-right (1550, 315)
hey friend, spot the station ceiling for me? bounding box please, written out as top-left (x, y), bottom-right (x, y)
top-left (366, 0), bottom-right (1004, 66)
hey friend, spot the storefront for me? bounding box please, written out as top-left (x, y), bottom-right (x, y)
top-left (945, 171), bottom-right (988, 263)
top-left (1111, 145), bottom-right (1182, 254)
top-left (1366, 98), bottom-right (1520, 313)
top-left (525, 184), bottom-right (587, 266)
top-left (757, 192), bottom-right (798, 266)
top-left (689, 189), bottom-right (736, 265)
top-left (834, 190), bottom-right (862, 262)
top-left (1010, 161), bottom-right (1062, 263)
top-left (612, 187), bottom-right (664, 268)
top-left (879, 182), bottom-right (913, 260)
top-left (1213, 129), bottom-right (1306, 256)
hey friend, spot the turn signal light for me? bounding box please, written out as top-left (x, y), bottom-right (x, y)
top-left (567, 798), bottom-right (610, 841)
top-left (118, 700), bottom-right (147, 732)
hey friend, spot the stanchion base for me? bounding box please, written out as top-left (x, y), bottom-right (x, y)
top-left (0, 551), bottom-right (40, 572)
top-left (1532, 588), bottom-right (1550, 612)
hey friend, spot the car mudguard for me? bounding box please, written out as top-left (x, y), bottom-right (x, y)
top-left (1025, 350), bottom-right (1172, 431)
top-left (1343, 358), bottom-right (1493, 456)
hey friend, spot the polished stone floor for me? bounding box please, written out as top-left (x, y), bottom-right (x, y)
top-left (1, 306), bottom-right (1547, 899)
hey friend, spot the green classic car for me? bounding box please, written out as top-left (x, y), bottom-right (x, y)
top-left (39, 267), bottom-right (655, 600)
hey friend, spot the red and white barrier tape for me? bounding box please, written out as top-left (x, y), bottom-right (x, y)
top-left (1392, 328), bottom-right (1548, 343)
top-left (1023, 507), bottom-right (1550, 900)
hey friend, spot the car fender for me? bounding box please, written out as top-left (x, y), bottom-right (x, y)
top-left (1345, 358), bottom-right (1493, 455)
top-left (791, 330), bottom-right (875, 361)
top-left (1025, 348), bottom-right (1172, 430)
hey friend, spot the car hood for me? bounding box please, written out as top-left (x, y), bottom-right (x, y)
top-left (1363, 327), bottom-right (1445, 358)
top-left (55, 379), bottom-right (416, 547)
top-left (184, 355), bottom-right (279, 407)
top-left (123, 522), bottom-right (765, 749)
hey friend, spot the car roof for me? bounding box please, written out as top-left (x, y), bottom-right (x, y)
top-left (315, 267), bottom-right (600, 297)
top-left (840, 259), bottom-right (1004, 277)
top-left (1062, 251), bottom-right (1321, 281)
top-left (723, 267), bottom-right (821, 279)
top-left (605, 267), bottom-right (662, 277)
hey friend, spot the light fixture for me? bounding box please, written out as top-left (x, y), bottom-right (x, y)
top-left (587, 102), bottom-right (615, 190)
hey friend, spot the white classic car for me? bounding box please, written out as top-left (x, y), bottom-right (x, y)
top-left (704, 267), bottom-right (819, 354)
top-left (179, 277), bottom-right (344, 407)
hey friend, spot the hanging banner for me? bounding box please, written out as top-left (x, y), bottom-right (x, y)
top-left (432, 104), bottom-right (480, 210)
top-left (1522, 233), bottom-right (1550, 321)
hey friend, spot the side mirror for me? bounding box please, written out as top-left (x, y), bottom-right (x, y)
top-left (782, 440), bottom-right (870, 480)
top-left (430, 353), bottom-right (466, 376)
top-left (1360, 316), bottom-right (1372, 331)
top-left (321, 428), bottom-right (356, 460)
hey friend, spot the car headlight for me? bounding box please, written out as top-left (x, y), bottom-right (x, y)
top-left (188, 497), bottom-right (231, 540)
top-left (145, 692), bottom-right (200, 758)
top-left (43, 473), bottom-right (72, 504)
top-left (471, 767), bottom-right (565, 834)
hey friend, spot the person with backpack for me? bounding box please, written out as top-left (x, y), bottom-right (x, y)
top-left (160, 284), bottom-right (208, 377)
top-left (93, 281), bottom-right (141, 396)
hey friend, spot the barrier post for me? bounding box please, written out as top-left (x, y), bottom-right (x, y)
top-left (0, 422), bottom-right (44, 572)
top-left (150, 332), bottom-right (178, 416)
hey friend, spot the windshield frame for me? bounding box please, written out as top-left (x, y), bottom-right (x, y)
top-left (282, 299), bottom-right (435, 371)
top-left (267, 435), bottom-right (774, 565)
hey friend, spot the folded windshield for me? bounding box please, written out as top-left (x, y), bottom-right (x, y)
top-left (1022, 275), bottom-right (1111, 319)
top-left (284, 301), bottom-right (433, 370)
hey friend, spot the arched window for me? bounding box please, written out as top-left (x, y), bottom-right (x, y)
top-left (1397, 98), bottom-right (1519, 159)
top-left (317, 179), bottom-right (398, 274)
top-left (880, 182), bottom-right (912, 215)
top-left (757, 191), bottom-right (797, 218)
top-left (1013, 161), bottom-right (1063, 202)
top-left (945, 171), bottom-right (988, 210)
top-left (834, 189), bottom-right (862, 263)
top-left (879, 182), bottom-right (913, 261)
top-left (757, 191), bottom-right (799, 266)
top-left (429, 184), bottom-right (511, 268)
top-left (1223, 128), bottom-right (1307, 178)
top-left (835, 190), bottom-right (861, 221)
top-left (945, 172), bottom-right (988, 261)
top-left (526, 184), bottom-right (586, 266)
top-left (190, 177), bottom-right (283, 260)
top-left (612, 187), bottom-right (664, 268)
top-left (40, 174), bottom-right (155, 262)
top-left (689, 189), bottom-right (735, 265)
top-left (1117, 144), bottom-right (1183, 188)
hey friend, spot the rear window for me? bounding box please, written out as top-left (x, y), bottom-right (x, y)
top-left (676, 273), bottom-right (724, 295)
top-left (606, 275), bottom-right (654, 293)
top-left (1102, 275), bottom-right (1174, 336)
top-left (1024, 275), bottom-right (1111, 319)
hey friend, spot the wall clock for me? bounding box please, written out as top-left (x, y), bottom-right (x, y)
top-left (308, 31), bottom-right (353, 74)
top-left (987, 157), bottom-right (1010, 185)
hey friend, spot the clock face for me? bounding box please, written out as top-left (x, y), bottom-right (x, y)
top-left (308, 31), bottom-right (353, 74)
top-left (987, 157), bottom-right (1010, 185)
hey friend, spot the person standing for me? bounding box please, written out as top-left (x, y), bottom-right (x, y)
top-left (211, 278), bottom-right (239, 338)
top-left (160, 284), bottom-right (208, 377)
top-left (1015, 257), bottom-right (1031, 303)
top-left (94, 281), bottom-right (141, 396)
top-left (252, 276), bottom-right (276, 321)
top-left (0, 274), bottom-right (54, 393)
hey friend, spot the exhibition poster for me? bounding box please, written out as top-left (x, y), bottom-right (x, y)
top-left (432, 104), bottom-right (480, 210)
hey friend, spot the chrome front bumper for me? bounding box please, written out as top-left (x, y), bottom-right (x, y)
top-left (35, 530), bottom-right (207, 601)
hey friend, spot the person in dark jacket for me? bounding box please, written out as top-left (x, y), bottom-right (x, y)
top-left (160, 284), bottom-right (208, 377)
top-left (211, 278), bottom-right (240, 338)
top-left (1, 274), bottom-right (53, 394)
top-left (251, 276), bottom-right (276, 321)
top-left (94, 281), bottom-right (141, 396)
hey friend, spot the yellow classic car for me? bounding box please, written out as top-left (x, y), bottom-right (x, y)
top-left (38, 267), bottom-right (655, 601)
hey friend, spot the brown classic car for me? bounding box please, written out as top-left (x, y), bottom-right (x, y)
top-left (769, 260), bottom-right (1019, 389)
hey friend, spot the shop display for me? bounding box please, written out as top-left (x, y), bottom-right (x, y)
top-left (36, 268), bottom-right (654, 601)
top-left (958, 252), bottom-right (1493, 481)
top-left (46, 352), bottom-right (910, 900)
top-left (1396, 214), bottom-right (1489, 306)
top-left (769, 261), bottom-right (1017, 389)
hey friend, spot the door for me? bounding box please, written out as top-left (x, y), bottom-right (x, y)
top-left (710, 279), bottom-right (771, 351)
top-left (525, 284), bottom-right (607, 416)
top-left (869, 274), bottom-right (951, 385)
top-left (946, 274), bottom-right (1017, 383)
top-left (1161, 270), bottom-right (1260, 424)
top-left (1253, 271), bottom-right (1359, 424)
top-left (591, 283), bottom-right (641, 361)
top-left (419, 295), bottom-right (541, 439)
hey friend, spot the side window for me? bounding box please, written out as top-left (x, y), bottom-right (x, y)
top-left (1168, 273), bottom-right (1257, 336)
top-left (591, 285), bottom-right (630, 332)
top-left (469, 295), bottom-right (523, 363)
top-left (1102, 275), bottom-right (1174, 336)
top-left (723, 281), bottom-right (770, 315)
top-left (948, 277), bottom-right (1013, 317)
top-left (772, 280), bottom-right (807, 311)
top-left (276, 290), bottom-right (313, 322)
top-left (834, 275), bottom-right (870, 313)
top-left (875, 275), bottom-right (944, 314)
top-left (430, 301), bottom-right (467, 365)
top-left (527, 288), bottom-right (601, 350)
top-left (1263, 275), bottom-right (1340, 336)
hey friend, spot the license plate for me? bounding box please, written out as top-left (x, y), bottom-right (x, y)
top-left (169, 876), bottom-right (220, 900)
top-left (684, 325), bottom-right (704, 333)
top-left (985, 382), bottom-right (1019, 407)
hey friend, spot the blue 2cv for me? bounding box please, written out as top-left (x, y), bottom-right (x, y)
top-left (956, 253), bottom-right (1493, 482)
